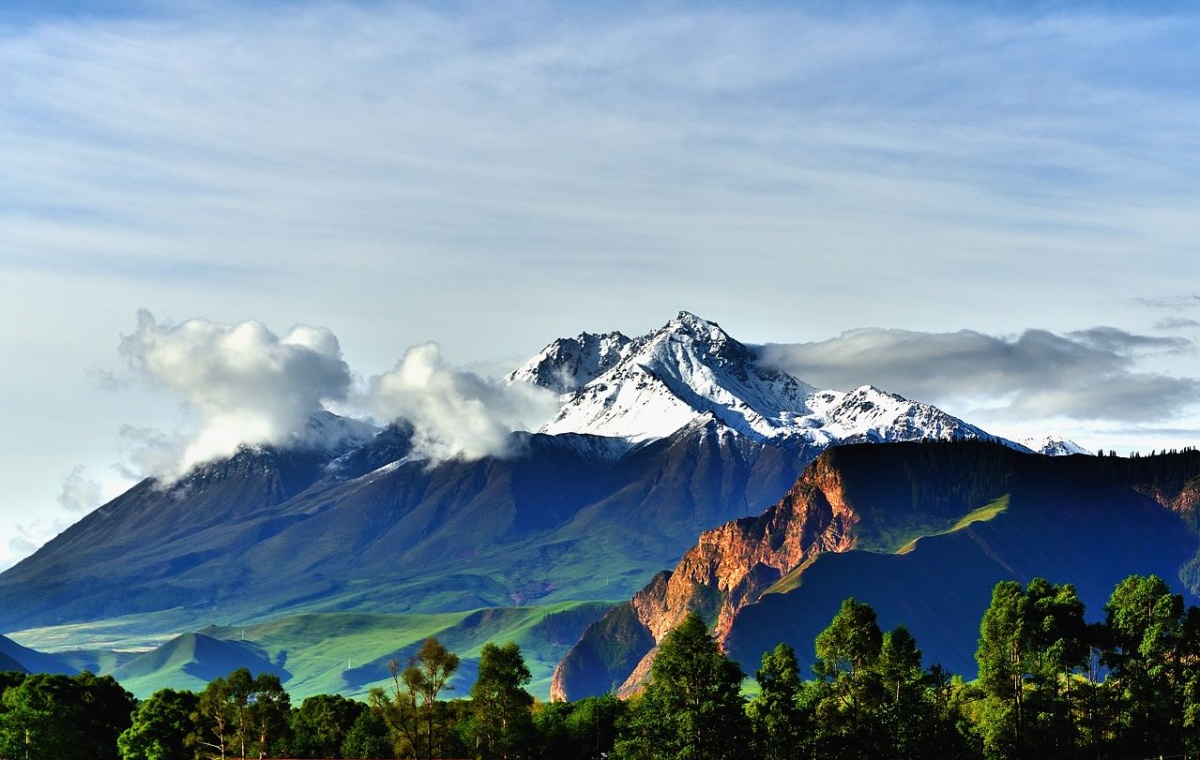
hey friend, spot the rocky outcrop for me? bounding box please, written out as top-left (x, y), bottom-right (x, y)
top-left (551, 440), bottom-right (1033, 700)
top-left (551, 452), bottom-right (862, 701)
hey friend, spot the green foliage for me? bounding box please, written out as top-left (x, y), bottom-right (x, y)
top-left (370, 636), bottom-right (462, 760)
top-left (973, 578), bottom-right (1089, 758)
top-left (118, 688), bottom-right (198, 760)
top-left (747, 643), bottom-right (808, 759)
top-left (468, 641), bottom-right (536, 759)
top-left (0, 671), bottom-right (134, 760)
top-left (192, 667), bottom-right (291, 760)
top-left (288, 693), bottom-right (365, 758)
top-left (1101, 574), bottom-right (1196, 757)
top-left (19, 571), bottom-right (1200, 760)
top-left (340, 707), bottom-right (395, 759)
top-left (533, 694), bottom-right (625, 760)
top-left (614, 612), bottom-right (750, 760)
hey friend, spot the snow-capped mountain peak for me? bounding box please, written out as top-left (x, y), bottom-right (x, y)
top-left (534, 312), bottom-right (816, 442)
top-left (1018, 435), bottom-right (1092, 456)
top-left (506, 330), bottom-right (634, 394)
top-left (511, 312), bottom-right (1005, 452)
top-left (817, 385), bottom-right (999, 445)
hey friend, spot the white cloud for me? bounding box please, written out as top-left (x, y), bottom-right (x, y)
top-left (365, 342), bottom-right (557, 462)
top-left (757, 327), bottom-right (1200, 424)
top-left (118, 310), bottom-right (353, 481)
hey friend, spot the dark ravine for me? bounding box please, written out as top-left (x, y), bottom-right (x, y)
top-left (551, 442), bottom-right (1200, 701)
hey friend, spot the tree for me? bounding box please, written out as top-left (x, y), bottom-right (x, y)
top-left (0, 673), bottom-right (86, 760)
top-left (974, 578), bottom-right (1088, 759)
top-left (288, 693), bottom-right (365, 758)
top-left (747, 642), bottom-right (809, 760)
top-left (614, 612), bottom-right (749, 760)
top-left (244, 672), bottom-right (290, 759)
top-left (371, 636), bottom-right (460, 760)
top-left (75, 671), bottom-right (138, 760)
top-left (195, 673), bottom-right (237, 760)
top-left (0, 671), bottom-right (135, 760)
top-left (811, 598), bottom-right (885, 758)
top-left (194, 668), bottom-right (290, 760)
top-left (1103, 574), bottom-right (1188, 756)
top-left (118, 688), bottom-right (199, 760)
top-left (469, 642), bottom-right (535, 760)
top-left (341, 708), bottom-right (395, 759)
top-left (534, 694), bottom-right (626, 760)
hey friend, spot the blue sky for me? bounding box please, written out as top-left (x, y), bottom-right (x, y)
top-left (2, 0), bottom-right (1199, 568)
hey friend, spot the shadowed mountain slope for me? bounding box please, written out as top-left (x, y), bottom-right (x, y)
top-left (552, 442), bottom-right (1200, 700)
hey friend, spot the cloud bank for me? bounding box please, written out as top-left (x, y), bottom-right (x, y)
top-left (365, 343), bottom-right (557, 463)
top-left (119, 310), bottom-right (353, 481)
top-left (757, 327), bottom-right (1200, 423)
top-left (115, 311), bottom-right (557, 481)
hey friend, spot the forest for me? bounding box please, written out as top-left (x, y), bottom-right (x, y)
top-left (3, 573), bottom-right (1200, 760)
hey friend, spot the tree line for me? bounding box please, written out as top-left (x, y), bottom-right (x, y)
top-left (4, 573), bottom-right (1200, 759)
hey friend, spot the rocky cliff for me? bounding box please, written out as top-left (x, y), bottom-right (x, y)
top-left (551, 440), bottom-right (1014, 700)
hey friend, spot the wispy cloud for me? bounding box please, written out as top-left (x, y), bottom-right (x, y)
top-left (1156, 317), bottom-right (1200, 331)
top-left (56, 465), bottom-right (102, 514)
top-left (757, 327), bottom-right (1200, 423)
top-left (1, 1), bottom-right (1198, 326)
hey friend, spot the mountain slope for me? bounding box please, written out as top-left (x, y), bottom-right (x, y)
top-left (552, 443), bottom-right (1200, 700)
top-left (0, 633), bottom-right (74, 675)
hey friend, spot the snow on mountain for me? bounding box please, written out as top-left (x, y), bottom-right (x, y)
top-left (506, 330), bottom-right (635, 394)
top-left (303, 410), bottom-right (379, 448)
top-left (527, 312), bottom-right (816, 443)
top-left (815, 385), bottom-right (1001, 446)
top-left (511, 311), bottom-right (1009, 450)
top-left (1018, 435), bottom-right (1092, 456)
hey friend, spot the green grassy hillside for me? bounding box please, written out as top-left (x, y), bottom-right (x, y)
top-left (10, 602), bottom-right (614, 700)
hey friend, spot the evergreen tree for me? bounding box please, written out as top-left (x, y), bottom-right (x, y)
top-left (288, 693), bottom-right (365, 758)
top-left (193, 668), bottom-right (290, 760)
top-left (341, 708), bottom-right (395, 759)
top-left (974, 578), bottom-right (1088, 759)
top-left (0, 671), bottom-right (134, 760)
top-left (614, 612), bottom-right (749, 760)
top-left (811, 597), bottom-right (885, 757)
top-left (1103, 574), bottom-right (1188, 756)
top-left (747, 642), bottom-right (810, 760)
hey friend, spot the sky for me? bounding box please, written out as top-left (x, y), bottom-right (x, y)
top-left (2, 0), bottom-right (1199, 570)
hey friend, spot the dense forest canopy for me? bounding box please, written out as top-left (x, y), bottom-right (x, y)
top-left (4, 573), bottom-right (1200, 759)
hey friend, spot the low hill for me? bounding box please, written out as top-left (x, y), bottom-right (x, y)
top-left (55, 602), bottom-right (613, 700)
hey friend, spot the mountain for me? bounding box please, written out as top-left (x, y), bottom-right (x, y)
top-left (0, 633), bottom-right (74, 675)
top-left (0, 312), bottom-right (1028, 695)
top-left (515, 312), bottom-right (1013, 450)
top-left (551, 442), bottom-right (1200, 701)
top-left (1018, 435), bottom-right (1092, 456)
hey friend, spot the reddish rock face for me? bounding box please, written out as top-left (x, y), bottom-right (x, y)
top-left (551, 452), bottom-right (867, 701)
top-left (613, 456), bottom-right (862, 696)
